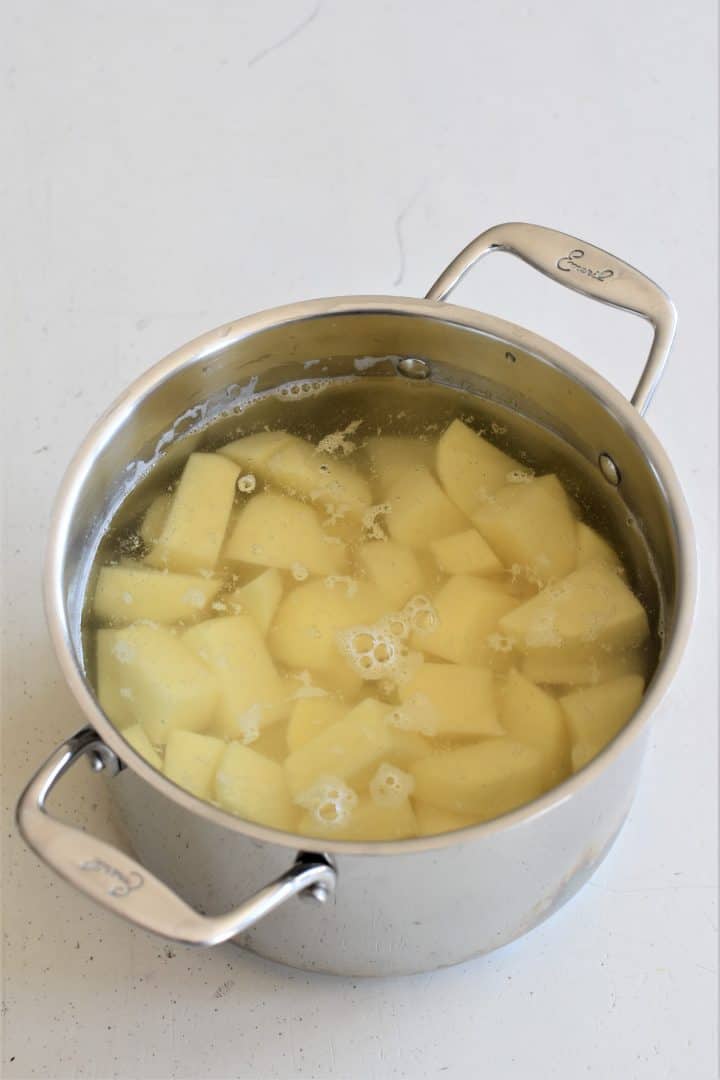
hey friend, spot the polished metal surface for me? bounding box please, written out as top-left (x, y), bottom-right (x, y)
top-left (17, 222), bottom-right (696, 973)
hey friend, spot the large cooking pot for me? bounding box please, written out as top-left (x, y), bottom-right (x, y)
top-left (17, 223), bottom-right (695, 976)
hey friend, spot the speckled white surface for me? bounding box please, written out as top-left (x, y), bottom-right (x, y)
top-left (2, 2), bottom-right (718, 1077)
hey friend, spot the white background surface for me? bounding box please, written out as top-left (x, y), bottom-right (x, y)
top-left (2, 2), bottom-right (717, 1077)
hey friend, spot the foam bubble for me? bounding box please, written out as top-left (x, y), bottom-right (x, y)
top-left (362, 503), bottom-right (392, 540)
top-left (295, 776), bottom-right (358, 826)
top-left (183, 588), bottom-right (208, 609)
top-left (403, 594), bottom-right (439, 634)
top-left (274, 379), bottom-right (330, 402)
top-left (237, 473), bottom-right (257, 493)
top-left (369, 763), bottom-right (415, 807)
top-left (291, 563), bottom-right (309, 581)
top-left (112, 639), bottom-right (135, 664)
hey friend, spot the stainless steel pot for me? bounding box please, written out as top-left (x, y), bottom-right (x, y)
top-left (17, 223), bottom-right (695, 976)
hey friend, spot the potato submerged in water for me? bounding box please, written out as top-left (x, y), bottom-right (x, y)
top-left (87, 404), bottom-right (652, 841)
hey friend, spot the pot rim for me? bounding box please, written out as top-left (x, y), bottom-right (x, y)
top-left (44, 294), bottom-right (697, 856)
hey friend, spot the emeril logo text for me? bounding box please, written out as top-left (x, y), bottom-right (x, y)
top-left (80, 857), bottom-right (144, 898)
top-left (556, 249), bottom-right (614, 283)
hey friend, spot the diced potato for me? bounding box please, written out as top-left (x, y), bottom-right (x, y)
top-left (576, 522), bottom-right (624, 575)
top-left (263, 438), bottom-right (372, 517)
top-left (298, 795), bottom-right (417, 841)
top-left (93, 565), bottom-right (221, 625)
top-left (399, 664), bottom-right (503, 737)
top-left (363, 436), bottom-right (435, 493)
top-left (560, 674), bottom-right (645, 772)
top-left (145, 453), bottom-right (239, 573)
top-left (521, 645), bottom-right (647, 686)
top-left (436, 419), bottom-right (520, 514)
top-left (313, 662), bottom-right (365, 702)
top-left (351, 728), bottom-right (433, 791)
top-left (96, 625), bottom-right (218, 744)
top-left (251, 719), bottom-right (289, 762)
top-left (385, 469), bottom-right (468, 549)
top-left (121, 724), bottom-right (163, 770)
top-left (429, 529), bottom-right (503, 576)
top-left (164, 730), bottom-right (225, 799)
top-left (183, 616), bottom-right (289, 738)
top-left (356, 540), bottom-right (425, 608)
top-left (224, 493), bottom-right (346, 577)
top-left (499, 670), bottom-right (570, 783)
top-left (226, 568), bottom-right (284, 634)
top-left (139, 494), bottom-right (172, 547)
top-left (218, 430), bottom-right (294, 472)
top-left (287, 697), bottom-right (347, 752)
top-left (499, 563), bottom-right (649, 654)
top-left (411, 739), bottom-right (548, 817)
top-left (412, 575), bottom-right (519, 664)
top-left (215, 743), bottom-right (296, 830)
top-left (270, 579), bottom-right (384, 671)
top-left (285, 698), bottom-right (393, 796)
top-left (472, 474), bottom-right (577, 584)
top-left (413, 802), bottom-right (477, 836)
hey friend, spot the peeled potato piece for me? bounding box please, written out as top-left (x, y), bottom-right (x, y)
top-left (218, 430), bottom-right (294, 472)
top-left (215, 743), bottom-right (296, 831)
top-left (287, 697), bottom-right (347, 752)
top-left (263, 437), bottom-right (372, 517)
top-left (122, 724), bottom-right (163, 770)
top-left (429, 529), bottom-right (503, 576)
top-left (93, 565), bottom-right (221, 625)
top-left (560, 674), bottom-right (645, 772)
top-left (139, 493), bottom-right (172, 548)
top-left (270, 579), bottom-right (384, 671)
top-left (576, 522), bottom-right (624, 575)
top-left (499, 670), bottom-right (570, 783)
top-left (413, 803), bottom-right (477, 836)
top-left (385, 469), bottom-right (468, 549)
top-left (436, 419), bottom-right (520, 515)
top-left (521, 645), bottom-right (646, 687)
top-left (164, 730), bottom-right (225, 799)
top-left (363, 435), bottom-right (435, 494)
top-left (285, 698), bottom-right (393, 797)
top-left (356, 539), bottom-right (425, 608)
top-left (299, 794), bottom-right (417, 841)
top-left (399, 664), bottom-right (503, 737)
top-left (226, 568), bottom-right (284, 634)
top-left (224, 493), bottom-right (346, 576)
top-left (412, 575), bottom-right (519, 664)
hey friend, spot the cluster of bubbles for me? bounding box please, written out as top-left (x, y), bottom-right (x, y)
top-left (296, 776), bottom-right (358, 826)
top-left (336, 595), bottom-right (439, 685)
top-left (369, 763), bottom-right (415, 807)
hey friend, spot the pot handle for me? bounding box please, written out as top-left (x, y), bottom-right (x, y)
top-left (426, 222), bottom-right (677, 415)
top-left (16, 727), bottom-right (336, 947)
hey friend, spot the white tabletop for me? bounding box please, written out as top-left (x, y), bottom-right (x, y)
top-left (3, 2), bottom-right (717, 1077)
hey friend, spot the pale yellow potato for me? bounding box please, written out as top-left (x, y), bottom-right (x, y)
top-left (499, 670), bottom-right (570, 783)
top-left (215, 743), bottom-right (296, 831)
top-left (298, 795), bottom-right (417, 841)
top-left (436, 419), bottom-right (520, 515)
top-left (399, 664), bottom-right (503, 737)
top-left (411, 739), bottom-right (548, 817)
top-left (226, 568), bottom-right (284, 634)
top-left (429, 529), bottom-right (503, 576)
top-left (183, 615), bottom-right (289, 738)
top-left (251, 719), bottom-right (289, 762)
top-left (356, 540), bottom-right (425, 608)
top-left (146, 453), bottom-right (239, 572)
top-left (269, 579), bottom-right (384, 671)
top-left (93, 565), bottom-right (221, 625)
top-left (363, 435), bottom-right (435, 493)
top-left (560, 674), bottom-right (645, 772)
top-left (164, 730), bottom-right (225, 799)
top-left (521, 645), bottom-right (646, 686)
top-left (385, 469), bottom-right (468, 549)
top-left (413, 802), bottom-right (477, 836)
top-left (350, 729), bottom-right (433, 791)
top-left (412, 575), bottom-right (519, 664)
top-left (285, 698), bottom-right (393, 796)
top-left (287, 697), bottom-right (347, 752)
top-left (121, 724), bottom-right (163, 770)
top-left (139, 493), bottom-right (172, 547)
top-left (262, 438), bottom-right (372, 517)
top-left (218, 430), bottom-right (294, 472)
top-left (472, 474), bottom-right (577, 585)
top-left (576, 522), bottom-right (624, 575)
top-left (96, 625), bottom-right (218, 744)
top-left (224, 493), bottom-right (346, 577)
top-left (499, 563), bottom-right (649, 654)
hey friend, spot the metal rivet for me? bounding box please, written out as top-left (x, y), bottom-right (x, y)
top-left (396, 356), bottom-right (430, 380)
top-left (598, 453), bottom-right (621, 486)
top-left (300, 883), bottom-right (331, 905)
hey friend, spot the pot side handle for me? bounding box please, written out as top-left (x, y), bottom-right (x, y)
top-left (426, 222), bottom-right (677, 416)
top-left (16, 727), bottom-right (336, 947)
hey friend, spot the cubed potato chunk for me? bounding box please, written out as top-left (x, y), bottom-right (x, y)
top-left (270, 579), bottom-right (384, 671)
top-left (385, 469), bottom-right (468, 549)
top-left (429, 529), bottom-right (503, 576)
top-left (521, 645), bottom-right (647, 686)
top-left (399, 664), bottom-right (503, 737)
top-left (576, 522), bottom-right (624, 575)
top-left (287, 697), bottom-right (347, 752)
top-left (218, 430), bottom-right (294, 472)
top-left (224, 493), bottom-right (346, 576)
top-left (499, 670), bottom-right (570, 783)
top-left (139, 493), bottom-right (172, 547)
top-left (363, 436), bottom-right (435, 493)
top-left (145, 453), bottom-right (239, 572)
top-left (183, 616), bottom-right (289, 738)
top-left (436, 419), bottom-right (521, 514)
top-left (499, 563), bottom-right (649, 654)
top-left (226, 568), bottom-right (284, 634)
top-left (413, 803), bottom-right (477, 836)
top-left (411, 739), bottom-right (548, 817)
top-left (412, 575), bottom-right (519, 664)
top-left (356, 540), bottom-right (425, 608)
top-left (298, 795), bottom-right (417, 841)
top-left (285, 698), bottom-right (393, 796)
top-left (215, 743), bottom-right (296, 830)
top-left (560, 674), bottom-right (645, 772)
top-left (472, 474), bottom-right (577, 584)
top-left (263, 438), bottom-right (372, 517)
top-left (164, 730), bottom-right (225, 799)
top-left (121, 724), bottom-right (163, 770)
top-left (93, 565), bottom-right (221, 625)
top-left (96, 625), bottom-right (218, 744)
top-left (250, 719), bottom-right (289, 762)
